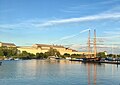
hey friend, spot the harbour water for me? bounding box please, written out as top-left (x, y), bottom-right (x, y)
top-left (0, 60), bottom-right (120, 85)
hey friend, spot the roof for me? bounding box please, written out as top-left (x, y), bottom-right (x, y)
top-left (33, 44), bottom-right (65, 48)
top-left (0, 42), bottom-right (16, 46)
top-left (72, 49), bottom-right (78, 52)
top-left (53, 45), bottom-right (64, 48)
top-left (34, 44), bottom-right (51, 47)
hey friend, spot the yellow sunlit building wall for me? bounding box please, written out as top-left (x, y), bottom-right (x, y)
top-left (17, 44), bottom-right (94, 55)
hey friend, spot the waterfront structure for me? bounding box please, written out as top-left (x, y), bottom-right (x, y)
top-left (0, 42), bottom-right (16, 47)
top-left (17, 44), bottom-right (94, 55)
top-left (0, 41), bottom-right (94, 56)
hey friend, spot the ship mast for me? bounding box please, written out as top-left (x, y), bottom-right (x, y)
top-left (94, 29), bottom-right (97, 58)
top-left (88, 30), bottom-right (91, 58)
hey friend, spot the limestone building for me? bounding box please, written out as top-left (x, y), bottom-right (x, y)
top-left (17, 44), bottom-right (93, 55)
top-left (17, 44), bottom-right (74, 55)
top-left (0, 42), bottom-right (94, 55)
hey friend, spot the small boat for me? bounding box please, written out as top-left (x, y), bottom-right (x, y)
top-left (47, 56), bottom-right (56, 60)
top-left (14, 58), bottom-right (19, 60)
top-left (70, 58), bottom-right (83, 61)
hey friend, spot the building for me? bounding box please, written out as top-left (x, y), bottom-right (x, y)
top-left (0, 42), bottom-right (94, 56)
top-left (18, 44), bottom-right (73, 55)
top-left (0, 42), bottom-right (16, 47)
top-left (17, 44), bottom-right (94, 55)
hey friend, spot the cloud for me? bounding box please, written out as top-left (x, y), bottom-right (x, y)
top-left (61, 0), bottom-right (120, 14)
top-left (60, 29), bottom-right (91, 40)
top-left (104, 31), bottom-right (120, 35)
top-left (97, 35), bottom-right (120, 39)
top-left (98, 31), bottom-right (120, 42)
top-left (69, 43), bottom-right (120, 54)
top-left (36, 12), bottom-right (120, 27)
top-left (79, 29), bottom-right (90, 33)
top-left (60, 34), bottom-right (77, 40)
top-left (0, 12), bottom-right (120, 30)
top-left (52, 29), bottom-right (90, 43)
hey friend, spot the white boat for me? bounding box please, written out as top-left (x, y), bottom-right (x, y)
top-left (14, 58), bottom-right (19, 60)
top-left (47, 56), bottom-right (56, 60)
top-left (66, 57), bottom-right (71, 60)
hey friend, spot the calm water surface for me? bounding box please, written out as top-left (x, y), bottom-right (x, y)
top-left (0, 60), bottom-right (120, 85)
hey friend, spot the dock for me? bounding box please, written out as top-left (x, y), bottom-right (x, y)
top-left (70, 59), bottom-right (120, 64)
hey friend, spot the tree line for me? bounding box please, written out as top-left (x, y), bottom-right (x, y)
top-left (0, 47), bottom-right (61, 60)
top-left (0, 46), bottom-right (120, 60)
top-left (62, 52), bottom-right (120, 58)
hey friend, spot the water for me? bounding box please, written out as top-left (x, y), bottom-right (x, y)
top-left (0, 60), bottom-right (120, 85)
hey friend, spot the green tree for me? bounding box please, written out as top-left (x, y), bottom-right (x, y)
top-left (18, 51), bottom-right (35, 59)
top-left (36, 53), bottom-right (44, 59)
top-left (71, 54), bottom-right (82, 58)
top-left (0, 47), bottom-right (18, 58)
top-left (117, 54), bottom-right (120, 58)
top-left (0, 49), bottom-right (4, 56)
top-left (47, 47), bottom-right (61, 56)
top-left (97, 52), bottom-right (106, 58)
top-left (63, 53), bottom-right (70, 57)
top-left (107, 54), bottom-right (113, 57)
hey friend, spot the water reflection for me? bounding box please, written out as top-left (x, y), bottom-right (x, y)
top-left (87, 63), bottom-right (97, 85)
top-left (0, 60), bottom-right (120, 85)
top-left (93, 64), bottom-right (97, 85)
top-left (16, 60), bottom-right (37, 79)
top-left (88, 63), bottom-right (90, 85)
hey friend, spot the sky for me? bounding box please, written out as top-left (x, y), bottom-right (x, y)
top-left (0, 0), bottom-right (120, 53)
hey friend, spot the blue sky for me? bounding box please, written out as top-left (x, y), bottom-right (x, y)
top-left (0, 0), bottom-right (120, 53)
